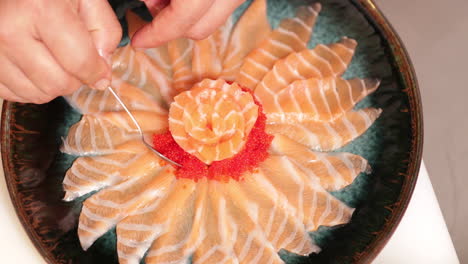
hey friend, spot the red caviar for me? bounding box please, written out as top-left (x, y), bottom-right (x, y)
top-left (152, 85), bottom-right (273, 182)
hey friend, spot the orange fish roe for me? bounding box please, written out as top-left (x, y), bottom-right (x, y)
top-left (152, 85), bottom-right (273, 182)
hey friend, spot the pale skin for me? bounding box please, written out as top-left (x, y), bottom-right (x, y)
top-left (0, 0), bottom-right (244, 104)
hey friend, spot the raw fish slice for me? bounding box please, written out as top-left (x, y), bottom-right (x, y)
top-left (63, 140), bottom-right (164, 201)
top-left (112, 45), bottom-right (173, 106)
top-left (192, 18), bottom-right (233, 81)
top-left (255, 38), bottom-right (357, 102)
top-left (226, 180), bottom-right (317, 258)
top-left (239, 171), bottom-right (321, 253)
top-left (220, 0), bottom-right (271, 81)
top-left (214, 17), bottom-right (234, 62)
top-left (116, 179), bottom-right (196, 264)
top-left (262, 77), bottom-right (380, 123)
top-left (125, 11), bottom-right (173, 82)
top-left (65, 80), bottom-right (167, 114)
top-left (78, 166), bottom-right (174, 250)
top-left (99, 110), bottom-right (168, 133)
top-left (259, 155), bottom-right (354, 231)
top-left (169, 79), bottom-right (258, 164)
top-left (62, 110), bottom-right (167, 156)
top-left (144, 181), bottom-right (200, 264)
top-left (192, 35), bottom-right (223, 80)
top-left (266, 108), bottom-right (382, 151)
top-left (168, 38), bottom-right (196, 92)
top-left (61, 115), bottom-right (138, 156)
top-left (269, 135), bottom-right (369, 191)
top-left (236, 3), bottom-right (321, 89)
top-left (191, 182), bottom-right (238, 264)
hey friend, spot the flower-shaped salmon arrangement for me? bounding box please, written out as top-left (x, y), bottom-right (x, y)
top-left (61, 1), bottom-right (381, 263)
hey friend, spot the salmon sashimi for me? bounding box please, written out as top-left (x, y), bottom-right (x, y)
top-left (169, 79), bottom-right (258, 164)
top-left (62, 110), bottom-right (167, 156)
top-left (65, 79), bottom-right (167, 114)
top-left (236, 3), bottom-right (321, 90)
top-left (220, 0), bottom-right (271, 81)
top-left (112, 45), bottom-right (173, 106)
top-left (116, 178), bottom-right (196, 264)
top-left (79, 166), bottom-right (175, 251)
top-left (63, 140), bottom-right (163, 201)
top-left (261, 77), bottom-right (380, 123)
top-left (254, 38), bottom-right (357, 102)
top-left (192, 18), bottom-right (234, 81)
top-left (62, 115), bottom-right (138, 156)
top-left (266, 108), bottom-right (382, 151)
top-left (269, 135), bottom-right (370, 191)
top-left (192, 35), bottom-right (223, 80)
top-left (61, 2), bottom-right (383, 264)
top-left (168, 38), bottom-right (196, 92)
top-left (144, 180), bottom-right (203, 264)
top-left (257, 156), bottom-right (354, 231)
top-left (231, 176), bottom-right (320, 257)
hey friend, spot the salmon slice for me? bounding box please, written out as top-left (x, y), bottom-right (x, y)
top-left (168, 38), bottom-right (196, 92)
top-left (192, 18), bottom-right (234, 81)
top-left (192, 35), bottom-right (223, 80)
top-left (125, 11), bottom-right (173, 95)
top-left (65, 80), bottom-right (167, 114)
top-left (99, 110), bottom-right (167, 133)
top-left (214, 17), bottom-right (234, 64)
top-left (126, 10), bottom-right (172, 78)
top-left (269, 135), bottom-right (369, 191)
top-left (220, 0), bottom-right (271, 81)
top-left (239, 171), bottom-right (321, 254)
top-left (236, 3), bottom-right (321, 90)
top-left (259, 155), bottom-right (354, 231)
top-left (62, 109), bottom-right (167, 156)
top-left (144, 180), bottom-right (201, 264)
top-left (62, 115), bottom-right (138, 156)
top-left (116, 178), bottom-right (196, 264)
top-left (78, 166), bottom-right (175, 250)
top-left (254, 38), bottom-right (357, 103)
top-left (261, 77), bottom-right (380, 123)
top-left (190, 181), bottom-right (239, 264)
top-left (169, 79), bottom-right (258, 164)
top-left (266, 108), bottom-right (382, 151)
top-left (226, 179), bottom-right (317, 259)
top-left (112, 45), bottom-right (173, 106)
top-left (63, 140), bottom-right (164, 201)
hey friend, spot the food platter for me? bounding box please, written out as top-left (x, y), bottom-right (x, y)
top-left (1, 0), bottom-right (422, 263)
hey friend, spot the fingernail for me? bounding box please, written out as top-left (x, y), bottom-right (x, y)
top-left (97, 49), bottom-right (112, 65)
top-left (93, 78), bottom-right (110, 90)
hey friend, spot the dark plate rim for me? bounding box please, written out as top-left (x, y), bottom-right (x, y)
top-left (1, 1), bottom-right (423, 263)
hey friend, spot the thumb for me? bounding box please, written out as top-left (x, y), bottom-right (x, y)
top-left (78, 0), bottom-right (123, 62)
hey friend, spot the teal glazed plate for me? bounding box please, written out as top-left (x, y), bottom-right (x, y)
top-left (1, 0), bottom-right (423, 263)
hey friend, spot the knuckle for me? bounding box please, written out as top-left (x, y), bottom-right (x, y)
top-left (186, 29), bottom-right (210, 41)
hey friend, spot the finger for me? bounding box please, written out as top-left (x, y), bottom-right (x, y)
top-left (5, 38), bottom-right (82, 98)
top-left (36, 0), bottom-right (110, 89)
top-left (0, 54), bottom-right (52, 104)
top-left (0, 82), bottom-right (28, 103)
top-left (186, 0), bottom-right (245, 40)
top-left (140, 0), bottom-right (170, 16)
top-left (77, 0), bottom-right (122, 61)
top-left (132, 0), bottom-right (215, 48)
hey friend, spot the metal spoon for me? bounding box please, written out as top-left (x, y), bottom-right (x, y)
top-left (107, 86), bottom-right (181, 167)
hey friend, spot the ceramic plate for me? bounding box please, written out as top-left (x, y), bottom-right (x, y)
top-left (1, 0), bottom-right (422, 263)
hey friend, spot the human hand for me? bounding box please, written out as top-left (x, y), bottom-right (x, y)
top-left (0, 0), bottom-right (122, 103)
top-left (132, 0), bottom-right (245, 48)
